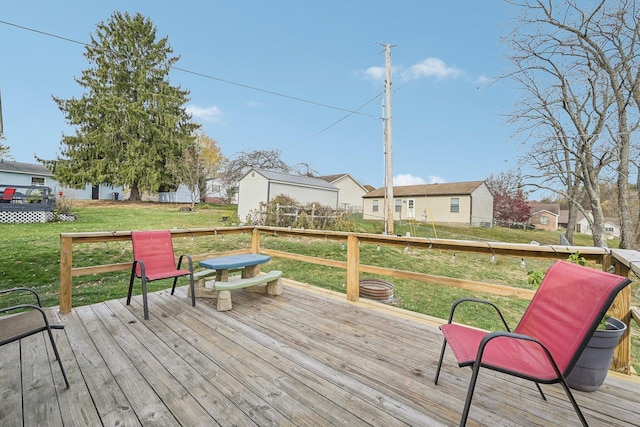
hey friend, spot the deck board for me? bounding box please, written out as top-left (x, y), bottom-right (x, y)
top-left (2, 280), bottom-right (640, 426)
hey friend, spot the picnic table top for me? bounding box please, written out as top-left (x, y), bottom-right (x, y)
top-left (199, 253), bottom-right (271, 270)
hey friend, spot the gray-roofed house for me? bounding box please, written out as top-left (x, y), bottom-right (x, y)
top-left (317, 173), bottom-right (368, 213)
top-left (0, 160), bottom-right (123, 200)
top-left (237, 169), bottom-right (339, 223)
top-left (560, 209), bottom-right (621, 239)
top-left (362, 181), bottom-right (493, 227)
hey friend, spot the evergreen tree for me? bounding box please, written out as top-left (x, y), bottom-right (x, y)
top-left (42, 11), bottom-right (198, 200)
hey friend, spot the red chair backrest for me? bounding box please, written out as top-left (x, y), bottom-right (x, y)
top-left (131, 230), bottom-right (178, 277)
top-left (2, 188), bottom-right (16, 201)
top-left (515, 260), bottom-right (630, 375)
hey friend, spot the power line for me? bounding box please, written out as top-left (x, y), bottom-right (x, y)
top-left (302, 93), bottom-right (382, 141)
top-left (0, 19), bottom-right (376, 118)
top-left (171, 66), bottom-right (376, 117)
top-left (0, 20), bottom-right (86, 47)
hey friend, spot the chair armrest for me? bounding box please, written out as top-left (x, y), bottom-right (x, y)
top-left (476, 330), bottom-right (558, 374)
top-left (0, 303), bottom-right (64, 327)
top-left (447, 298), bottom-right (510, 331)
top-left (1, 303), bottom-right (45, 316)
top-left (177, 254), bottom-right (194, 272)
top-left (0, 287), bottom-right (42, 307)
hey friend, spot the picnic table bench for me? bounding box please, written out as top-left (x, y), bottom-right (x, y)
top-left (189, 254), bottom-right (283, 311)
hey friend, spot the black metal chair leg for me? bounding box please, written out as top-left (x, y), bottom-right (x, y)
top-left (127, 262), bottom-right (137, 305)
top-left (189, 273), bottom-right (195, 306)
top-left (46, 327), bottom-right (70, 388)
top-left (460, 360), bottom-right (482, 426)
top-left (141, 277), bottom-right (149, 320)
top-left (559, 377), bottom-right (588, 426)
top-left (171, 276), bottom-right (178, 295)
top-left (434, 338), bottom-right (448, 385)
top-left (534, 382), bottom-right (547, 400)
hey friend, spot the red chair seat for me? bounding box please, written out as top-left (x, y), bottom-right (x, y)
top-left (441, 324), bottom-right (559, 382)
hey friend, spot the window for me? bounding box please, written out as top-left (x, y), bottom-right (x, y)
top-left (395, 199), bottom-right (402, 213)
top-left (31, 177), bottom-right (45, 186)
top-left (372, 200), bottom-right (379, 212)
top-left (450, 197), bottom-right (460, 213)
top-left (605, 226), bottom-right (614, 233)
top-left (539, 216), bottom-right (549, 225)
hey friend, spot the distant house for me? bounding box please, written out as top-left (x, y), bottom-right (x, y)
top-left (0, 160), bottom-right (122, 200)
top-left (205, 178), bottom-right (237, 204)
top-left (317, 173), bottom-right (368, 213)
top-left (362, 181), bottom-right (493, 227)
top-left (559, 209), bottom-right (621, 239)
top-left (528, 203), bottom-right (560, 231)
top-left (237, 169), bottom-right (339, 223)
top-left (157, 184), bottom-right (199, 204)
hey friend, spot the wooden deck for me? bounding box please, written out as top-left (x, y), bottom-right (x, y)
top-left (3, 279), bottom-right (640, 426)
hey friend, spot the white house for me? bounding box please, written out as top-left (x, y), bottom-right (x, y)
top-left (362, 181), bottom-right (493, 227)
top-left (572, 210), bottom-right (621, 239)
top-left (205, 178), bottom-right (238, 204)
top-left (0, 160), bottom-right (123, 200)
top-left (157, 184), bottom-right (199, 204)
top-left (317, 173), bottom-right (368, 213)
top-left (237, 169), bottom-right (339, 223)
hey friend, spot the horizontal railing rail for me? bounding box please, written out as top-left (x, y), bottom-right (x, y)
top-left (59, 226), bottom-right (639, 374)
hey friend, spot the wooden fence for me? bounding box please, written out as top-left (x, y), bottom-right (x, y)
top-left (256, 203), bottom-right (342, 228)
top-left (59, 226), bottom-right (640, 374)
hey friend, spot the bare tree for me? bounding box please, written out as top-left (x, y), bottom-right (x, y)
top-left (168, 131), bottom-right (222, 209)
top-left (219, 149), bottom-right (313, 202)
top-left (0, 142), bottom-right (11, 161)
top-left (506, 0), bottom-right (640, 247)
top-left (292, 162), bottom-right (319, 177)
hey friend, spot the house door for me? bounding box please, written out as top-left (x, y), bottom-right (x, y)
top-left (407, 198), bottom-right (415, 219)
top-left (91, 185), bottom-right (99, 200)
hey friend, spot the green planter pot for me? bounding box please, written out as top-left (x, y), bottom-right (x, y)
top-left (565, 317), bottom-right (627, 392)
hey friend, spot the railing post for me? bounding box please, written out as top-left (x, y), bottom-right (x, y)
top-left (59, 234), bottom-right (73, 314)
top-left (346, 234), bottom-right (360, 302)
top-left (251, 228), bottom-right (261, 254)
top-left (611, 256), bottom-right (632, 374)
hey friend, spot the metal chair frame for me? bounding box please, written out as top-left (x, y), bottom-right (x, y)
top-left (128, 230), bottom-right (195, 319)
top-left (0, 287), bottom-right (70, 388)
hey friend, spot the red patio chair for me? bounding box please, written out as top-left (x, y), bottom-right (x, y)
top-left (128, 230), bottom-right (195, 320)
top-left (434, 260), bottom-right (631, 426)
top-left (2, 187), bottom-right (16, 202)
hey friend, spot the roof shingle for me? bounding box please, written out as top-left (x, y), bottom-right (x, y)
top-left (362, 181), bottom-right (485, 198)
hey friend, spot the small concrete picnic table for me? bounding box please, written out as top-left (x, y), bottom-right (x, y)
top-left (200, 253), bottom-right (271, 282)
top-left (191, 253), bottom-right (283, 311)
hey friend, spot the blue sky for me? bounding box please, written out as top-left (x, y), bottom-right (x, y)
top-left (0, 0), bottom-right (519, 189)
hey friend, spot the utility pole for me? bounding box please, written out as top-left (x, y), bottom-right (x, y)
top-left (0, 84), bottom-right (4, 139)
top-left (383, 43), bottom-right (394, 235)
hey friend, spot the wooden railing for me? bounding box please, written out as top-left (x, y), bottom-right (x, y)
top-left (59, 226), bottom-right (640, 374)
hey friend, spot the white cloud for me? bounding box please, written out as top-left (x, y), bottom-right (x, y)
top-left (400, 58), bottom-right (462, 81)
top-left (245, 101), bottom-right (265, 108)
top-left (361, 66), bottom-right (386, 82)
top-left (394, 174), bottom-right (425, 185)
top-left (186, 104), bottom-right (223, 123)
top-left (361, 58), bottom-right (463, 83)
top-left (477, 75), bottom-right (492, 84)
top-left (393, 174), bottom-right (445, 185)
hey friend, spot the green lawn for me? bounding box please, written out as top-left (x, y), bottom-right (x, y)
top-left (1, 201), bottom-right (637, 372)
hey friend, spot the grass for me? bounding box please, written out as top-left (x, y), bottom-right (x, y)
top-left (1, 201), bottom-right (638, 372)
